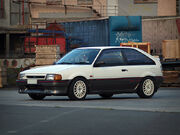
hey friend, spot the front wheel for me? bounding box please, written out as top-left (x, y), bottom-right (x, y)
top-left (68, 78), bottom-right (87, 100)
top-left (28, 93), bottom-right (46, 100)
top-left (137, 77), bottom-right (156, 98)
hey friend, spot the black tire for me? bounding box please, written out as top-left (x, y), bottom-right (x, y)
top-left (68, 78), bottom-right (87, 100)
top-left (99, 93), bottom-right (113, 99)
top-left (137, 77), bottom-right (156, 98)
top-left (28, 93), bottom-right (46, 100)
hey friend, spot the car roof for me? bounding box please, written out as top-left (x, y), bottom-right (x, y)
top-left (78, 46), bottom-right (136, 50)
top-left (77, 46), bottom-right (157, 63)
top-left (78, 46), bottom-right (152, 57)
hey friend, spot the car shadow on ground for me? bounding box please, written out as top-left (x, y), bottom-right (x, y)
top-left (28, 96), bottom-right (144, 101)
top-left (22, 93), bottom-right (161, 102)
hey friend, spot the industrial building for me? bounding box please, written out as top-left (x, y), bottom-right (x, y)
top-left (0, 0), bottom-right (179, 59)
top-left (0, 0), bottom-right (180, 86)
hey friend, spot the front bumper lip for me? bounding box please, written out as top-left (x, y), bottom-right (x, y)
top-left (18, 89), bottom-right (64, 95)
top-left (16, 79), bottom-right (70, 95)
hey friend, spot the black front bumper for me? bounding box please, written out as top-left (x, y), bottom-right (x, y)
top-left (16, 79), bottom-right (70, 96)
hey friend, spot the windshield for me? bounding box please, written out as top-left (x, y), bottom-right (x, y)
top-left (56, 49), bottom-right (100, 65)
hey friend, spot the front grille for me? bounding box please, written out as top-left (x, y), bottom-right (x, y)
top-left (26, 76), bottom-right (45, 79)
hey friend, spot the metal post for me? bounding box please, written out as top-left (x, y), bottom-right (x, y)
top-left (19, 0), bottom-right (21, 24)
top-left (115, 6), bottom-right (117, 16)
top-left (36, 24), bottom-right (38, 46)
top-left (22, 0), bottom-right (24, 25)
top-left (1, 0), bottom-right (3, 18)
top-left (6, 34), bottom-right (10, 58)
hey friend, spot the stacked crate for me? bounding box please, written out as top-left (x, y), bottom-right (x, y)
top-left (162, 40), bottom-right (180, 87)
top-left (163, 71), bottom-right (180, 87)
top-left (120, 42), bottom-right (151, 54)
top-left (0, 66), bottom-right (7, 88)
top-left (35, 45), bottom-right (60, 65)
top-left (162, 40), bottom-right (180, 60)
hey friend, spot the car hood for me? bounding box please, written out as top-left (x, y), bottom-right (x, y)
top-left (21, 65), bottom-right (80, 74)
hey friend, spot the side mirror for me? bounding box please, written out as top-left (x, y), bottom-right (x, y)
top-left (94, 61), bottom-right (105, 67)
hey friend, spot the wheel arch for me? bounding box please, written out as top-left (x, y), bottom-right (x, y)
top-left (67, 76), bottom-right (90, 92)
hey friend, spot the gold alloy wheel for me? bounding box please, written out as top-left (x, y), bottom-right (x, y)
top-left (142, 79), bottom-right (155, 96)
top-left (73, 80), bottom-right (87, 99)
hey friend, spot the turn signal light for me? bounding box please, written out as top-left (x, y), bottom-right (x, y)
top-left (54, 74), bottom-right (62, 80)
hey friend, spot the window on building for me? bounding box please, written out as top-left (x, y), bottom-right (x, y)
top-left (77, 0), bottom-right (93, 5)
top-left (134, 0), bottom-right (157, 4)
top-left (0, 0), bottom-right (4, 18)
top-left (46, 0), bottom-right (62, 5)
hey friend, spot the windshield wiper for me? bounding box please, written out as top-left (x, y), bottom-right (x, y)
top-left (74, 62), bottom-right (89, 64)
top-left (57, 62), bottom-right (73, 64)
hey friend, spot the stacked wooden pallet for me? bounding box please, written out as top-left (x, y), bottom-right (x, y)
top-left (35, 45), bottom-right (60, 66)
top-left (0, 66), bottom-right (7, 88)
top-left (162, 40), bottom-right (180, 87)
top-left (162, 71), bottom-right (180, 87)
top-left (120, 42), bottom-right (151, 54)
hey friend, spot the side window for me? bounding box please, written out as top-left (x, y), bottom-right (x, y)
top-left (122, 48), bottom-right (155, 65)
top-left (95, 49), bottom-right (125, 67)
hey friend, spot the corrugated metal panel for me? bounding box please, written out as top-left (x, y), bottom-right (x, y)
top-left (142, 18), bottom-right (180, 55)
top-left (176, 18), bottom-right (180, 34)
top-left (109, 16), bottom-right (142, 46)
top-left (60, 19), bottom-right (109, 51)
top-left (59, 17), bottom-right (142, 51)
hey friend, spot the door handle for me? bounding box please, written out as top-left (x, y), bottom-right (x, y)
top-left (122, 69), bottom-right (128, 72)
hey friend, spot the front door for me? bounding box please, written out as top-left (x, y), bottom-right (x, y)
top-left (91, 49), bottom-right (130, 91)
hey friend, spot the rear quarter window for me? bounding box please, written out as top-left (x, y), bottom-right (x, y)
top-left (122, 48), bottom-right (155, 65)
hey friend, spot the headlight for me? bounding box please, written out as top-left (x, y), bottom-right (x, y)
top-left (46, 74), bottom-right (62, 80)
top-left (19, 74), bottom-right (25, 79)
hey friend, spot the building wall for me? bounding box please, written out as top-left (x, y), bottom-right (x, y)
top-left (0, 0), bottom-right (29, 27)
top-left (10, 0), bottom-right (29, 25)
top-left (0, 0), bottom-right (10, 27)
top-left (30, 0), bottom-right (106, 20)
top-left (107, 0), bottom-right (118, 16)
top-left (158, 0), bottom-right (176, 16)
top-left (31, 4), bottom-right (95, 19)
top-left (93, 0), bottom-right (106, 16)
top-left (142, 17), bottom-right (180, 55)
top-left (118, 0), bottom-right (157, 16)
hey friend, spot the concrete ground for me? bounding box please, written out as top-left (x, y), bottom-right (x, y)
top-left (0, 87), bottom-right (180, 135)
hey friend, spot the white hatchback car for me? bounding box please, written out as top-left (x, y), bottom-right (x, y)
top-left (17, 47), bottom-right (163, 100)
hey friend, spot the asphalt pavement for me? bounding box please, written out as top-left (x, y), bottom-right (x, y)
top-left (0, 87), bottom-right (180, 135)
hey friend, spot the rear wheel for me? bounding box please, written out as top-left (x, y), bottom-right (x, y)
top-left (28, 93), bottom-right (46, 100)
top-left (99, 93), bottom-right (113, 99)
top-left (137, 77), bottom-right (156, 98)
top-left (68, 78), bottom-right (87, 100)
